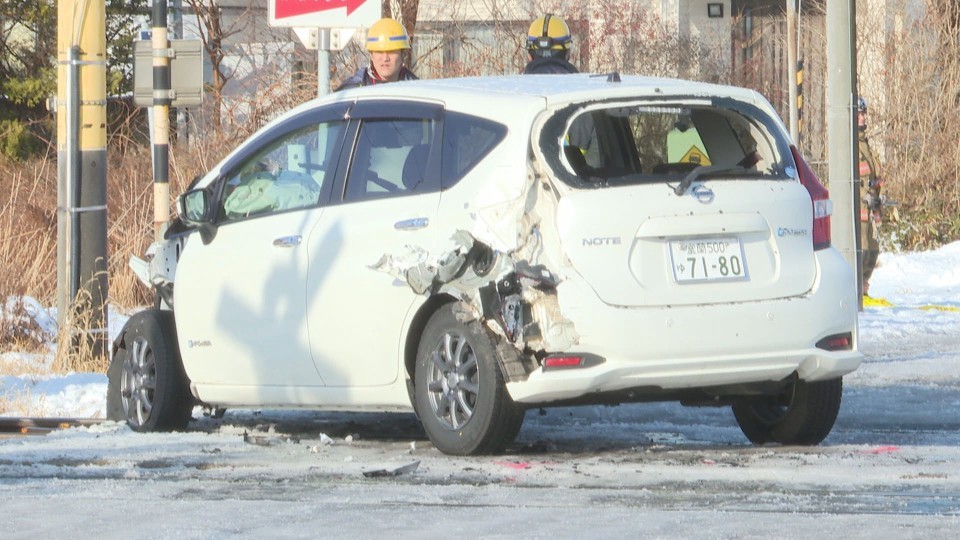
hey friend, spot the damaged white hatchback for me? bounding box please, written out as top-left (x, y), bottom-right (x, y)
top-left (107, 73), bottom-right (862, 455)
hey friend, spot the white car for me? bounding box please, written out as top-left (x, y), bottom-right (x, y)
top-left (107, 73), bottom-right (862, 455)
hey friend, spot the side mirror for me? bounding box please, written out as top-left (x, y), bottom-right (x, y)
top-left (178, 188), bottom-right (218, 244)
top-left (179, 188), bottom-right (211, 225)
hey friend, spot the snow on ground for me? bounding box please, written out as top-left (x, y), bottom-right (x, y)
top-left (0, 304), bottom-right (131, 418)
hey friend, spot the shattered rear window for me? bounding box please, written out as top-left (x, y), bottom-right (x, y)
top-left (543, 100), bottom-right (793, 188)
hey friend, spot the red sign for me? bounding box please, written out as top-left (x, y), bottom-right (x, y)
top-left (275, 0), bottom-right (367, 19)
top-left (269, 0), bottom-right (377, 29)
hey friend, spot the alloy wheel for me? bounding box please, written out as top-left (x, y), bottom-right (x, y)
top-left (425, 331), bottom-right (480, 430)
top-left (120, 337), bottom-right (156, 428)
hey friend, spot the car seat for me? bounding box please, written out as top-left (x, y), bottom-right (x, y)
top-left (402, 144), bottom-right (430, 191)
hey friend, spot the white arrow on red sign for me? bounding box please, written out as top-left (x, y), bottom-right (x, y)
top-left (275, 0), bottom-right (367, 19)
top-left (269, 0), bottom-right (378, 30)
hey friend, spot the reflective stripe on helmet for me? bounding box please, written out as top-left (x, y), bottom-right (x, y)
top-left (527, 13), bottom-right (572, 52)
top-left (366, 17), bottom-right (410, 52)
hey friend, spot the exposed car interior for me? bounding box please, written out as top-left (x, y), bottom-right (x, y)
top-left (345, 118), bottom-right (435, 201)
top-left (558, 104), bottom-right (781, 186)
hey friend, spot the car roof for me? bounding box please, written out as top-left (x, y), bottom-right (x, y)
top-left (326, 73), bottom-right (765, 111)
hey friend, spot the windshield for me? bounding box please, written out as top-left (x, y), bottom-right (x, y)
top-left (541, 99), bottom-right (793, 189)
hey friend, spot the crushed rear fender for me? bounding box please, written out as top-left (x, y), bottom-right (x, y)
top-left (371, 162), bottom-right (579, 362)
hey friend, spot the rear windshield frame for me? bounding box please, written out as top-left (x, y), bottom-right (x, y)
top-left (539, 95), bottom-right (796, 189)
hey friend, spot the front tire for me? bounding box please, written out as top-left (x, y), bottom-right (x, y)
top-left (732, 377), bottom-right (843, 445)
top-left (107, 309), bottom-right (193, 431)
top-left (414, 304), bottom-right (525, 455)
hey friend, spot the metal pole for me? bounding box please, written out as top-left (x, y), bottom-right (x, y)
top-left (56, 0), bottom-right (109, 358)
top-left (153, 0), bottom-right (171, 240)
top-left (67, 46), bottom-right (81, 303)
top-left (787, 1), bottom-right (799, 143)
top-left (849, 0), bottom-right (862, 308)
top-left (318, 28), bottom-right (331, 97)
top-left (826, 0), bottom-right (859, 292)
top-left (56, 1), bottom-right (73, 330)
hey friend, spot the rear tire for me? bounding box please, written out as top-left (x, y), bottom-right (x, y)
top-left (732, 377), bottom-right (843, 445)
top-left (414, 304), bottom-right (525, 455)
top-left (107, 309), bottom-right (193, 431)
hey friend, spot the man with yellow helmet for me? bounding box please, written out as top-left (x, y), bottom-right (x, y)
top-left (336, 17), bottom-right (418, 91)
top-left (524, 14), bottom-right (578, 74)
top-left (524, 14), bottom-right (591, 164)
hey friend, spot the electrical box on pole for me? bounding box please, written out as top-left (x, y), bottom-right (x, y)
top-left (133, 39), bottom-right (204, 108)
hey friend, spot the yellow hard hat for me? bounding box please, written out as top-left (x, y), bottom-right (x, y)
top-left (366, 17), bottom-right (410, 52)
top-left (527, 14), bottom-right (572, 57)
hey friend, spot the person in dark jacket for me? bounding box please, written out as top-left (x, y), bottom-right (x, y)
top-left (523, 15), bottom-right (596, 168)
top-left (523, 14), bottom-right (579, 74)
top-left (336, 17), bottom-right (418, 91)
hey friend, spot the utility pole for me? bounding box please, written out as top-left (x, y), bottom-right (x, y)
top-left (787, 0), bottom-right (799, 143)
top-left (153, 1), bottom-right (172, 240)
top-left (826, 0), bottom-right (860, 297)
top-left (56, 0), bottom-right (109, 360)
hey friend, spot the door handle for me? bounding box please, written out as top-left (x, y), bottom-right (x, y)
top-left (394, 217), bottom-right (429, 230)
top-left (273, 235), bottom-right (302, 247)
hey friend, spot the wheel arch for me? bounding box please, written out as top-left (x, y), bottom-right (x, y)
top-left (111, 308), bottom-right (177, 358)
top-left (107, 308), bottom-right (195, 430)
top-left (403, 294), bottom-right (535, 407)
top-left (404, 294), bottom-right (458, 390)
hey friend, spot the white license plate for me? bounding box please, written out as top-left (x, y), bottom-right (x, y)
top-left (669, 237), bottom-right (748, 283)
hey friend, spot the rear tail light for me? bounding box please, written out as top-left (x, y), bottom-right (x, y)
top-left (542, 354), bottom-right (605, 371)
top-left (544, 356), bottom-right (584, 369)
top-left (816, 333), bottom-right (852, 351)
top-left (791, 145), bottom-right (832, 250)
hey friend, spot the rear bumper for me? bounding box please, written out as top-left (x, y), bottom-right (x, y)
top-left (508, 348), bottom-right (862, 404)
top-left (508, 247), bottom-right (862, 404)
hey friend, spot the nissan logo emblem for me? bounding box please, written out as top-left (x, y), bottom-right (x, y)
top-left (691, 185), bottom-right (715, 204)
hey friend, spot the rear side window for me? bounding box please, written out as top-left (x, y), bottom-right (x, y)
top-left (344, 117), bottom-right (436, 202)
top-left (441, 112), bottom-right (507, 190)
top-left (548, 101), bottom-right (790, 188)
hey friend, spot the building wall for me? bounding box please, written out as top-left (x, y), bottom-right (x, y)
top-left (418, 0), bottom-right (531, 21)
top-left (678, 1), bottom-right (733, 78)
top-left (417, 0), bottom-right (730, 40)
top-left (680, 0), bottom-right (731, 38)
top-left (179, 0), bottom-right (298, 129)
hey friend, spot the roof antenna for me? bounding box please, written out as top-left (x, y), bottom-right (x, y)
top-left (589, 72), bottom-right (621, 83)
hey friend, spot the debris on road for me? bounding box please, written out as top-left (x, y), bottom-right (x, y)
top-left (362, 461), bottom-right (421, 478)
top-left (242, 431), bottom-right (300, 446)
